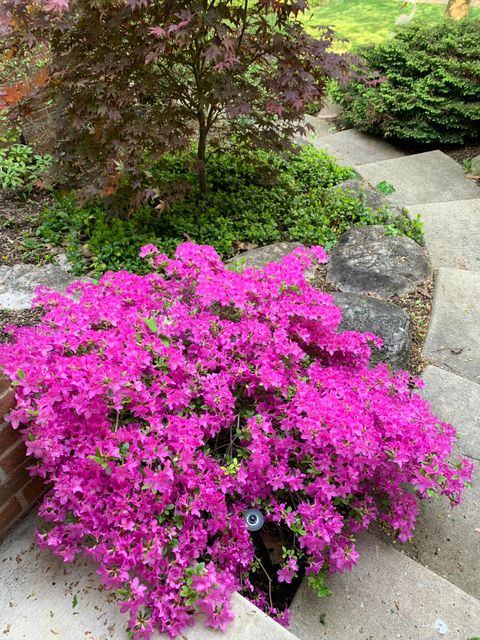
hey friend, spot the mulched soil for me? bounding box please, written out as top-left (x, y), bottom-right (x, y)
top-left (0, 189), bottom-right (55, 341)
top-left (0, 190), bottom-right (53, 266)
top-left (443, 142), bottom-right (480, 187)
top-left (391, 277), bottom-right (434, 377)
top-left (0, 308), bottom-right (44, 344)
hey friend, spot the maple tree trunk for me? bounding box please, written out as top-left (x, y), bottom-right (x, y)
top-left (445, 0), bottom-right (470, 18)
top-left (197, 119), bottom-right (208, 195)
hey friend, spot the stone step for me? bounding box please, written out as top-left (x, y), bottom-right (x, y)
top-left (378, 366), bottom-right (480, 599)
top-left (296, 114), bottom-right (338, 143)
top-left (423, 268), bottom-right (480, 384)
top-left (316, 102), bottom-right (342, 120)
top-left (411, 199), bottom-right (480, 271)
top-left (311, 129), bottom-right (404, 166)
top-left (422, 365), bottom-right (480, 462)
top-left (289, 534), bottom-right (480, 640)
top-left (356, 151), bottom-right (480, 206)
top-left (0, 512), bottom-right (297, 640)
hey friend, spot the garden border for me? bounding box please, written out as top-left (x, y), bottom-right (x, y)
top-left (0, 371), bottom-right (44, 539)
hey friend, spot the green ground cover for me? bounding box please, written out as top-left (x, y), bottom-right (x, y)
top-left (33, 146), bottom-right (422, 276)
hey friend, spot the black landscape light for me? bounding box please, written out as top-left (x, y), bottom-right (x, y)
top-left (243, 508), bottom-right (264, 532)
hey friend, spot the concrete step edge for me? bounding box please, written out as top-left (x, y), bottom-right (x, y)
top-left (0, 511), bottom-right (299, 640)
top-left (289, 533), bottom-right (480, 640)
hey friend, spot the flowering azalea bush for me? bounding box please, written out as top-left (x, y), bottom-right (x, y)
top-left (0, 243), bottom-right (472, 639)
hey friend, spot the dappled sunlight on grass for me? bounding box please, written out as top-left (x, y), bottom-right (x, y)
top-left (302, 0), bottom-right (479, 49)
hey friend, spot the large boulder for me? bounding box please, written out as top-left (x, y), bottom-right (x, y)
top-left (227, 242), bottom-right (306, 272)
top-left (330, 178), bottom-right (407, 218)
top-left (0, 264), bottom-right (80, 311)
top-left (327, 225), bottom-right (431, 297)
top-left (333, 292), bottom-right (411, 370)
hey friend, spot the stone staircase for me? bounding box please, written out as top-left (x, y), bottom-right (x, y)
top-left (290, 123), bottom-right (480, 639)
top-left (2, 121), bottom-right (480, 639)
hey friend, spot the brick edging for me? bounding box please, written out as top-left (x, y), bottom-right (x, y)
top-left (0, 369), bottom-right (45, 539)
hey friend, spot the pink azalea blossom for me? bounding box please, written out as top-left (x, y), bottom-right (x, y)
top-left (0, 243), bottom-right (471, 639)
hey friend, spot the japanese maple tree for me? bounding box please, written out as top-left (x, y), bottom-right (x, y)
top-left (1, 0), bottom-right (348, 197)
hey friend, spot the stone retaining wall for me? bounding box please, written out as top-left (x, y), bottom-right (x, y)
top-left (0, 372), bottom-right (44, 539)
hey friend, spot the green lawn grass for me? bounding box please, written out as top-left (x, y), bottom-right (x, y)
top-left (302, 0), bottom-right (479, 48)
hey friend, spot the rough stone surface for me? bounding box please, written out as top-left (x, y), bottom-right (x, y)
top-left (357, 151), bottom-right (480, 206)
top-left (411, 199), bottom-right (480, 271)
top-left (0, 513), bottom-right (297, 640)
top-left (333, 292), bottom-right (410, 370)
top-left (313, 129), bottom-right (404, 166)
top-left (0, 264), bottom-right (79, 310)
top-left (470, 154), bottom-right (480, 176)
top-left (227, 242), bottom-right (305, 271)
top-left (330, 178), bottom-right (407, 218)
top-left (327, 225), bottom-right (431, 297)
top-left (376, 366), bottom-right (480, 599)
top-left (423, 268), bottom-right (480, 384)
top-left (54, 253), bottom-right (73, 272)
top-left (290, 534), bottom-right (480, 640)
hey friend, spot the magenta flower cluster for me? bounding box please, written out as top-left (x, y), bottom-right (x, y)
top-left (0, 243), bottom-right (472, 639)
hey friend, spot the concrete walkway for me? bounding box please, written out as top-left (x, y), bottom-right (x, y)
top-left (0, 514), bottom-right (297, 639)
top-left (291, 124), bottom-right (480, 639)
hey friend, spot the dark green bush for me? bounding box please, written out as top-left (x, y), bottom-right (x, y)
top-left (37, 146), bottom-right (422, 275)
top-left (339, 19), bottom-right (480, 145)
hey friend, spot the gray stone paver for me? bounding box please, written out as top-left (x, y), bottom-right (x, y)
top-left (379, 366), bottom-right (480, 599)
top-left (421, 365), bottom-right (480, 461)
top-left (296, 114), bottom-right (338, 143)
top-left (0, 263), bottom-right (80, 310)
top-left (316, 102), bottom-right (342, 120)
top-left (423, 268), bottom-right (480, 384)
top-left (411, 199), bottom-right (480, 271)
top-left (357, 151), bottom-right (480, 205)
top-left (0, 513), bottom-right (296, 640)
top-left (313, 129), bottom-right (404, 166)
top-left (400, 461), bottom-right (480, 600)
top-left (290, 534), bottom-right (480, 640)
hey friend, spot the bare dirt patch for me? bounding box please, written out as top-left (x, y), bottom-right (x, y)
top-left (0, 190), bottom-right (53, 267)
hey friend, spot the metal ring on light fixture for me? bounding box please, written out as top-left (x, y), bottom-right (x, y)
top-left (243, 508), bottom-right (264, 532)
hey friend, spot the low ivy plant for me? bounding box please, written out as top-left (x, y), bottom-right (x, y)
top-left (0, 143), bottom-right (52, 194)
top-left (35, 145), bottom-right (422, 276)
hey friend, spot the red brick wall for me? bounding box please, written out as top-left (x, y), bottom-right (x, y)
top-left (0, 372), bottom-right (44, 539)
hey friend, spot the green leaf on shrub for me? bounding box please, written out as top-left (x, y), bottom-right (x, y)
top-left (307, 571), bottom-right (333, 598)
top-left (338, 19), bottom-right (480, 146)
top-left (376, 181), bottom-right (395, 195)
top-left (142, 317), bottom-right (158, 334)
